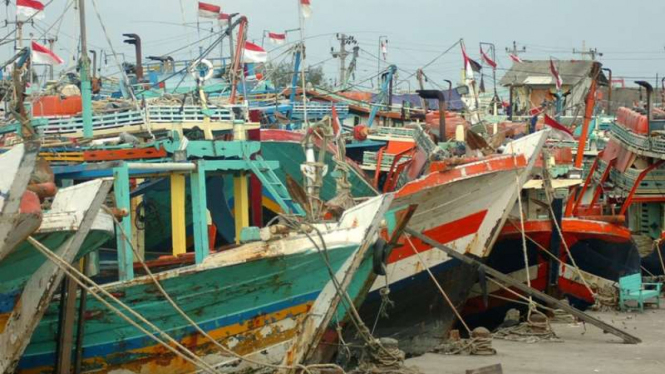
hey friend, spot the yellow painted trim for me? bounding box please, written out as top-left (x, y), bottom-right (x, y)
top-left (233, 172), bottom-right (249, 243)
top-left (170, 174), bottom-right (186, 256)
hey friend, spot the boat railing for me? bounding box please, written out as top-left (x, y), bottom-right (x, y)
top-left (291, 102), bottom-right (349, 121)
top-left (609, 121), bottom-right (653, 153)
top-left (597, 158), bottom-right (665, 195)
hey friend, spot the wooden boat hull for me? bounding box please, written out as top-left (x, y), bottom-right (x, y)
top-left (18, 196), bottom-right (391, 374)
top-left (463, 217), bottom-right (639, 327)
top-left (362, 146), bottom-right (541, 354)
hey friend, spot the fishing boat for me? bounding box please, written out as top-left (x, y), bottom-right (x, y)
top-left (17, 185), bottom-right (394, 373)
top-left (0, 179), bottom-right (114, 371)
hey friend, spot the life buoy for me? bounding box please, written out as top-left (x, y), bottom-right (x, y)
top-left (189, 59), bottom-right (214, 82)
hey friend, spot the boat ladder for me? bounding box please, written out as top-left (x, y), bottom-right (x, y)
top-left (249, 155), bottom-right (306, 216)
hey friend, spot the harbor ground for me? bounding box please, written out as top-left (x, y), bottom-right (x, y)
top-left (406, 298), bottom-right (665, 374)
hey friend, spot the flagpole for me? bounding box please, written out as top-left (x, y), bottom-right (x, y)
top-left (297, 0), bottom-right (308, 128)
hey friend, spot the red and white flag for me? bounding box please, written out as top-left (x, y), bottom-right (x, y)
top-left (218, 12), bottom-right (230, 27)
top-left (268, 32), bottom-right (286, 45)
top-left (300, 0), bottom-right (312, 18)
top-left (461, 45), bottom-right (481, 79)
top-left (550, 58), bottom-right (562, 90)
top-left (243, 42), bottom-right (267, 63)
top-left (508, 53), bottom-right (523, 63)
top-left (17, 0), bottom-right (44, 20)
top-left (544, 114), bottom-right (574, 141)
top-left (381, 40), bottom-right (387, 61)
top-left (480, 48), bottom-right (497, 69)
top-left (31, 41), bottom-right (63, 65)
top-left (198, 2), bottom-right (220, 19)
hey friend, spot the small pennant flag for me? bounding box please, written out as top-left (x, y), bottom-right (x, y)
top-left (480, 48), bottom-right (497, 69)
top-left (461, 45), bottom-right (481, 79)
top-left (218, 12), bottom-right (230, 27)
top-left (268, 32), bottom-right (286, 45)
top-left (479, 75), bottom-right (486, 93)
top-left (300, 0), bottom-right (312, 18)
top-left (198, 2), bottom-right (220, 19)
top-left (509, 53), bottom-right (523, 63)
top-left (550, 58), bottom-right (562, 90)
top-left (17, 0), bottom-right (44, 20)
top-left (31, 41), bottom-right (63, 65)
top-left (243, 42), bottom-right (267, 63)
top-left (544, 114), bottom-right (574, 141)
top-left (381, 40), bottom-right (388, 61)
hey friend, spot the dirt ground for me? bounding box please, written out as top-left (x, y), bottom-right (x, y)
top-left (405, 300), bottom-right (665, 374)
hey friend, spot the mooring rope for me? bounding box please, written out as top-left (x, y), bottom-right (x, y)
top-left (404, 235), bottom-right (472, 335)
top-left (26, 236), bottom-right (223, 374)
top-left (105, 206), bottom-right (344, 374)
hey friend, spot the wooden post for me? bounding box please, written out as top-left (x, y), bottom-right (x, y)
top-left (190, 162), bottom-right (209, 263)
top-left (406, 227), bottom-right (642, 344)
top-left (113, 164), bottom-right (134, 280)
top-left (171, 173), bottom-right (187, 255)
top-left (130, 191), bottom-right (145, 261)
top-left (233, 172), bottom-right (249, 243)
top-left (55, 277), bottom-right (78, 373)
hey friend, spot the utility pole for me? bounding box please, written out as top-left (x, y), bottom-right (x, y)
top-left (573, 41), bottom-right (602, 60)
top-left (330, 33), bottom-right (356, 88)
top-left (505, 40), bottom-right (526, 57)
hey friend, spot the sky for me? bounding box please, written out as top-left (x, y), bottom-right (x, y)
top-left (6, 0), bottom-right (665, 90)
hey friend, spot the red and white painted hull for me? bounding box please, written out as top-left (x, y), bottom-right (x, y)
top-left (360, 131), bottom-right (548, 353)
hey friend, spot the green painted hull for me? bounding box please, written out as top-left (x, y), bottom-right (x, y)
top-left (19, 240), bottom-right (377, 373)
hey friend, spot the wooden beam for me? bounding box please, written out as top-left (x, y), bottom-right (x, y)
top-left (170, 173), bottom-right (187, 255)
top-left (113, 164), bottom-right (134, 280)
top-left (405, 227), bottom-right (642, 344)
top-left (190, 161), bottom-right (209, 263)
top-left (56, 277), bottom-right (78, 373)
top-left (233, 172), bottom-right (249, 243)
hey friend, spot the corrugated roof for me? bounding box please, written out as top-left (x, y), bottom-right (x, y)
top-left (499, 60), bottom-right (606, 87)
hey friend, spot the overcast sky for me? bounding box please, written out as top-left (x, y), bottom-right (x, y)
top-left (8, 0), bottom-right (665, 89)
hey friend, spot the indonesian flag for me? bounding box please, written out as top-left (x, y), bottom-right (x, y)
top-left (381, 41), bottom-right (387, 61)
top-left (461, 45), bottom-right (481, 79)
top-left (198, 2), bottom-right (220, 19)
top-left (550, 58), bottom-right (563, 90)
top-left (268, 32), bottom-right (286, 45)
top-left (331, 104), bottom-right (341, 139)
top-left (218, 12), bottom-right (230, 27)
top-left (544, 114), bottom-right (574, 141)
top-left (16, 0), bottom-right (44, 20)
top-left (300, 0), bottom-right (311, 18)
top-left (480, 48), bottom-right (497, 69)
top-left (509, 53), bottom-right (523, 63)
top-left (243, 42), bottom-right (267, 63)
top-left (31, 41), bottom-right (63, 65)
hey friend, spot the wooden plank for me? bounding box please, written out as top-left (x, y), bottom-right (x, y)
top-left (113, 164), bottom-right (134, 280)
top-left (405, 227), bottom-right (642, 344)
top-left (190, 162), bottom-right (209, 263)
top-left (171, 173), bottom-right (187, 255)
top-left (56, 276), bottom-right (78, 373)
top-left (233, 172), bottom-right (249, 244)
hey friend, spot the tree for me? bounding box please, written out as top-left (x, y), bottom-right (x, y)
top-left (263, 60), bottom-right (327, 89)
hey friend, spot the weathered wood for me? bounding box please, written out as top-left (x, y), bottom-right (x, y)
top-left (170, 173), bottom-right (187, 255)
top-left (405, 227), bottom-right (642, 344)
top-left (56, 277), bottom-right (79, 373)
top-left (466, 364), bottom-right (503, 374)
top-left (0, 179), bottom-right (113, 373)
top-left (281, 194), bottom-right (395, 372)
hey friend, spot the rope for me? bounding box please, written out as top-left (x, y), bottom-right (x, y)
top-left (25, 236), bottom-right (222, 374)
top-left (404, 235), bottom-right (472, 335)
top-left (104, 206), bottom-right (344, 374)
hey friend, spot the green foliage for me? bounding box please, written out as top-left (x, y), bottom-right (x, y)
top-left (263, 60), bottom-right (327, 89)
